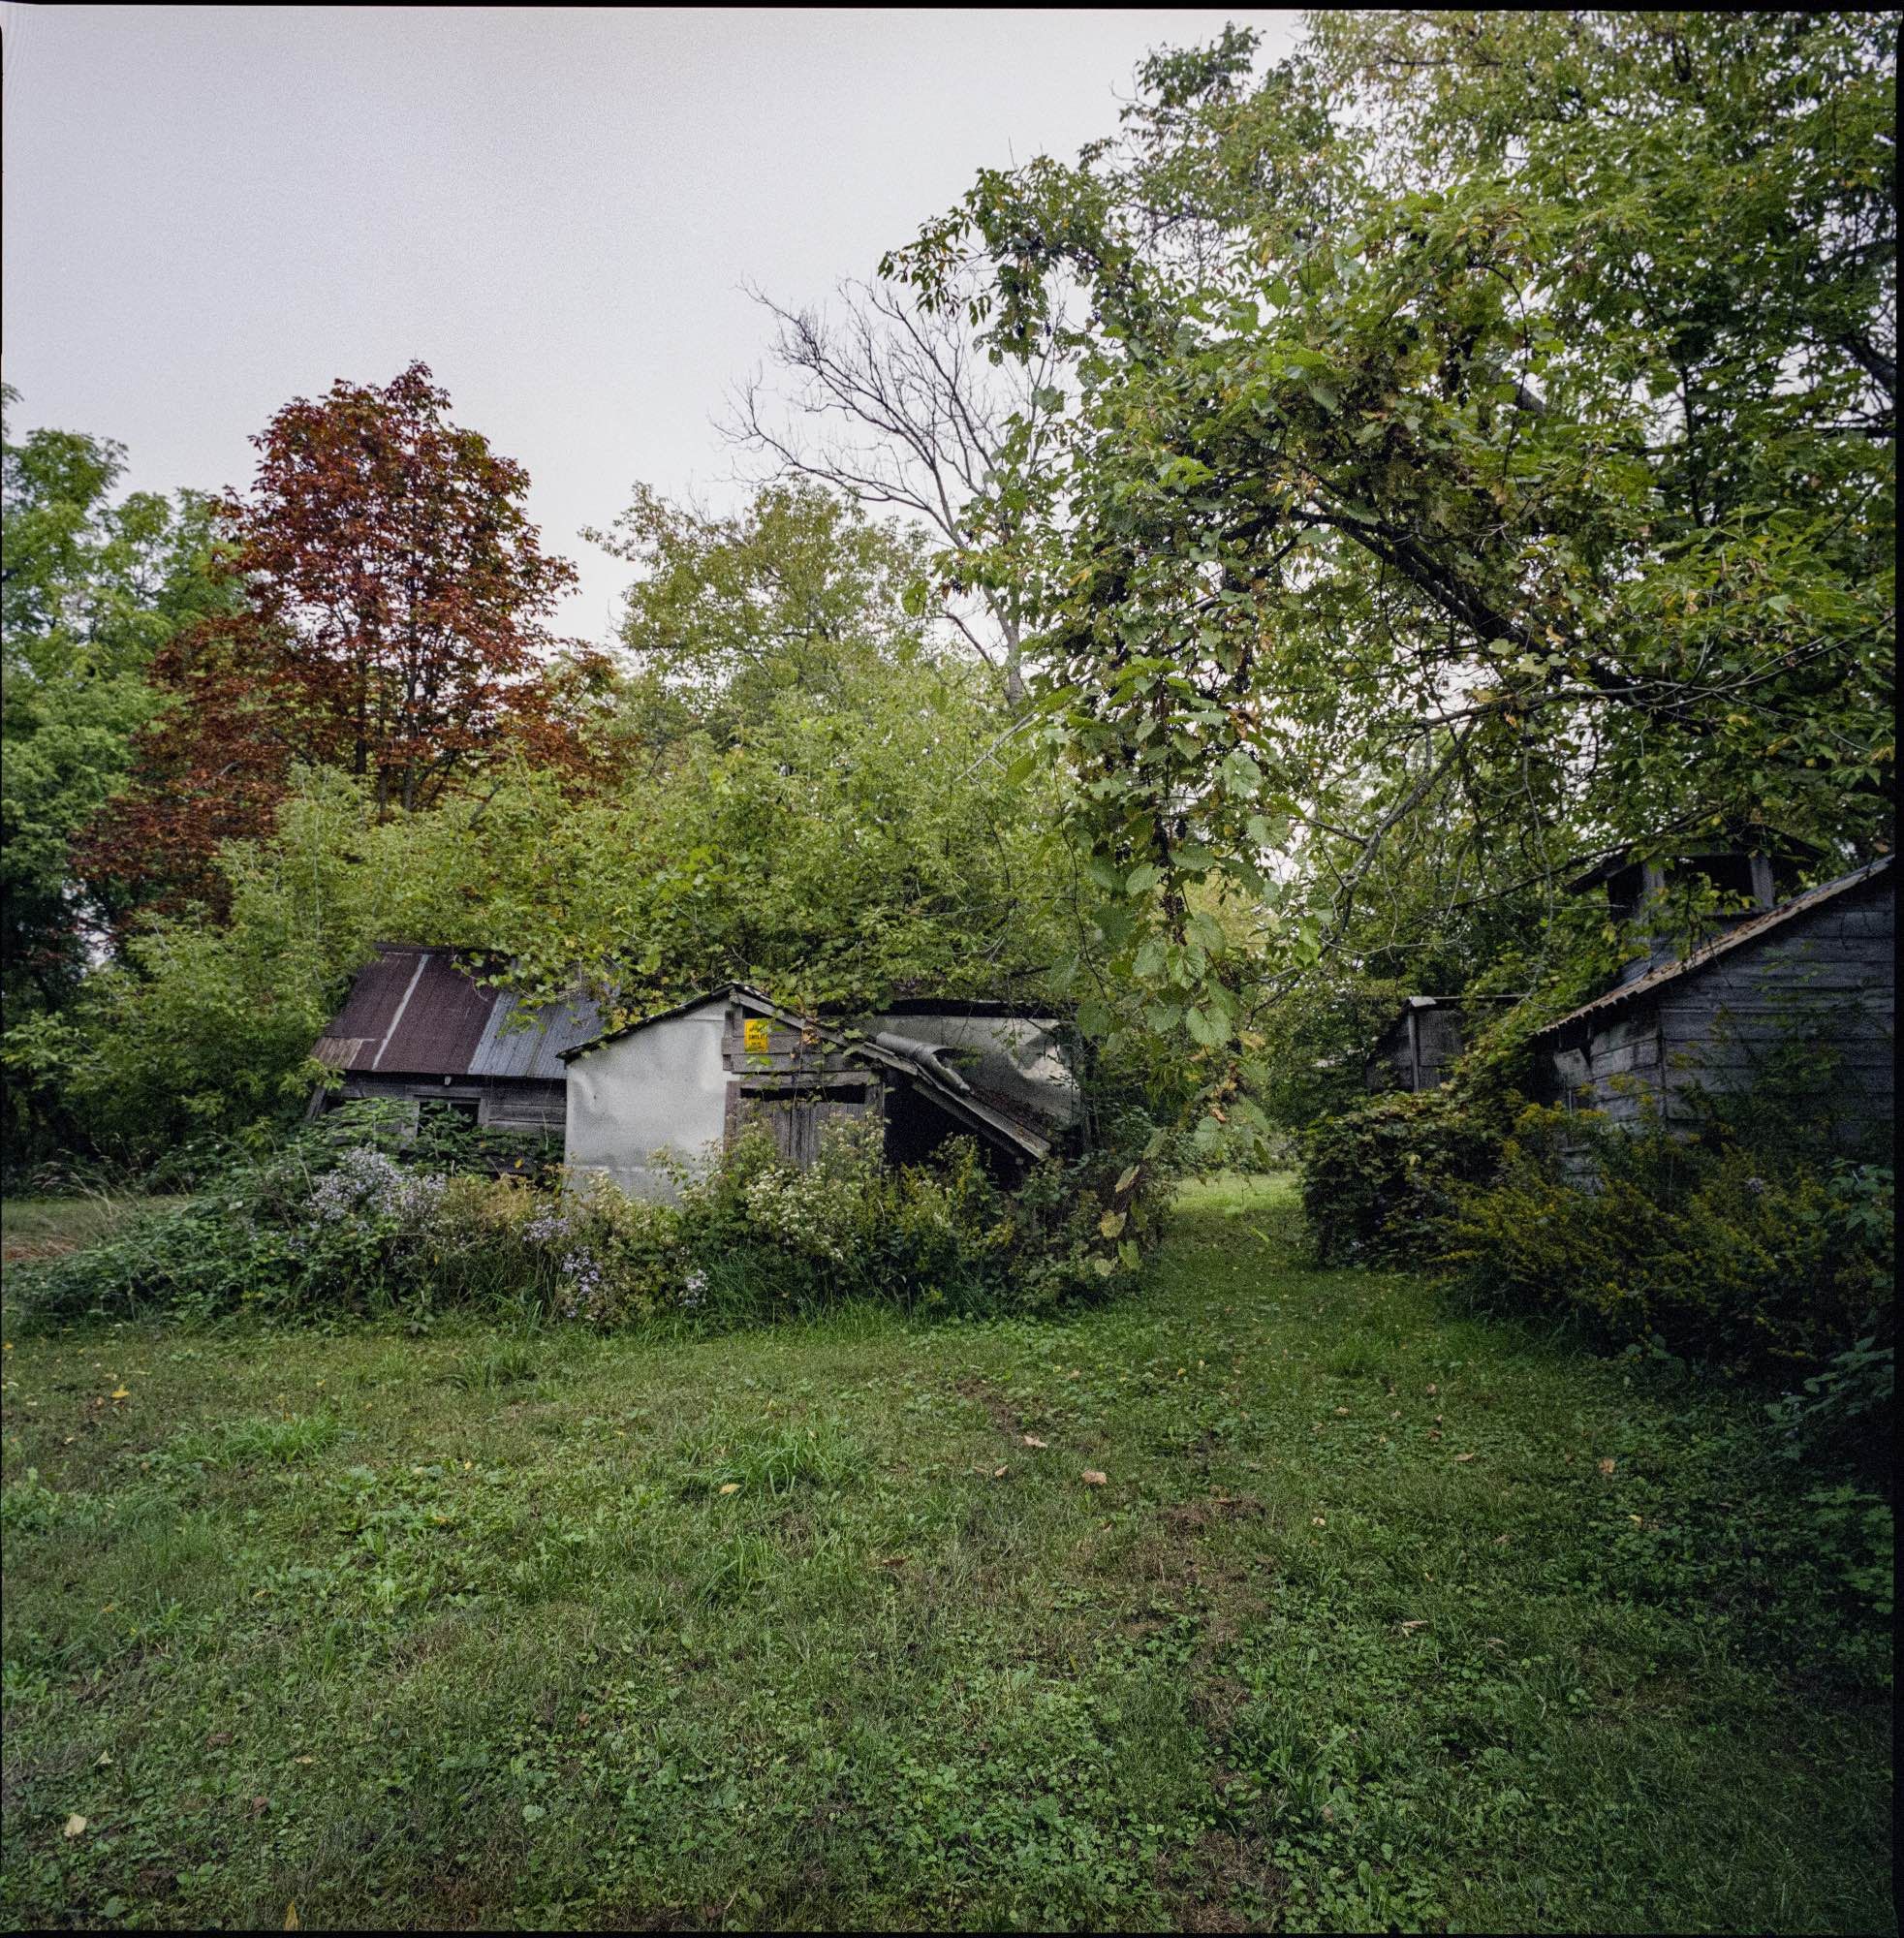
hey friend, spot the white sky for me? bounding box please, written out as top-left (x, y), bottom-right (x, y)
top-left (2, 5), bottom-right (1297, 641)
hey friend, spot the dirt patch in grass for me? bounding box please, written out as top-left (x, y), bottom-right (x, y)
top-left (954, 1373), bottom-right (1024, 1439)
top-left (1161, 1491), bottom-right (1266, 1533)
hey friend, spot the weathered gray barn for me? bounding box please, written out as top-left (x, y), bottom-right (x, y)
top-left (1531, 855), bottom-right (1894, 1136)
top-left (310, 944), bottom-right (601, 1136)
top-left (560, 985), bottom-right (1076, 1203)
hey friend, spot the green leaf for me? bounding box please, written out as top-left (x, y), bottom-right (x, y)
top-left (1185, 1005), bottom-right (1224, 1047)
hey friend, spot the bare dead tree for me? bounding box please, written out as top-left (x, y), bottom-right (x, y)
top-left (726, 277), bottom-right (1070, 708)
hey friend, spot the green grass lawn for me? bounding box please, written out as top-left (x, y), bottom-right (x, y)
top-left (0, 1175), bottom-right (1891, 1932)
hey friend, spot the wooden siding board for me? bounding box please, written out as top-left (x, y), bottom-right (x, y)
top-left (1543, 876), bottom-right (1892, 1139)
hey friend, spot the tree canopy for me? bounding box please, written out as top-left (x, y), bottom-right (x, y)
top-left (878, 10), bottom-right (1894, 1135)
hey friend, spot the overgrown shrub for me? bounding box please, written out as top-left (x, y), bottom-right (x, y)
top-left (1439, 1102), bottom-right (1895, 1377)
top-left (664, 1108), bottom-right (1180, 1320)
top-left (1299, 1081), bottom-right (1519, 1266)
top-left (1765, 1335), bottom-right (1895, 1476)
top-left (6, 1099), bottom-right (1181, 1331)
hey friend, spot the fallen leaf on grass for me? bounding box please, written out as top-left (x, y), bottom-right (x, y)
top-left (1081, 1469), bottom-right (1108, 1485)
top-left (993, 1465), bottom-right (1008, 1479)
top-left (1454, 1453), bottom-right (1477, 1463)
top-left (717, 1483), bottom-right (740, 1495)
top-left (1332, 1406), bottom-right (1351, 1416)
top-left (1022, 1434), bottom-right (1047, 1449)
top-left (1598, 1457), bottom-right (1616, 1475)
top-left (109, 1388), bottom-right (130, 1401)
top-left (284, 1905), bottom-right (301, 1931)
top-left (1399, 1619), bottom-right (1428, 1632)
top-left (62, 1814), bottom-right (87, 1839)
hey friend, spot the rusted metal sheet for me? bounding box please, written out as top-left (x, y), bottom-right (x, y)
top-left (316, 944), bottom-right (501, 1078)
top-left (379, 952), bottom-right (497, 1075)
top-left (324, 946), bottom-right (427, 1066)
top-left (310, 1036), bottom-right (371, 1071)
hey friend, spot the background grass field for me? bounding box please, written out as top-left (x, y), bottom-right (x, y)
top-left (0, 1199), bottom-right (190, 1270)
top-left (1, 1176), bottom-right (1891, 1931)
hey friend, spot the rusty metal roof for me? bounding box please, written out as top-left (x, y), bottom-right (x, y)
top-left (313, 947), bottom-right (499, 1076)
top-left (314, 945), bottom-right (594, 1081)
top-left (1530, 855), bottom-right (1893, 1044)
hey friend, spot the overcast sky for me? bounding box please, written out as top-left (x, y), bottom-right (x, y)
top-left (3, 5), bottom-right (1297, 639)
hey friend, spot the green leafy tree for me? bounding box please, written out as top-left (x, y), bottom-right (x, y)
top-left (1, 387), bottom-right (234, 1017)
top-left (587, 479), bottom-right (943, 736)
top-left (884, 13), bottom-right (1895, 1144)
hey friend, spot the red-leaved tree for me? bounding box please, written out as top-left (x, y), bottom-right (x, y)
top-left (85, 361), bottom-right (606, 921)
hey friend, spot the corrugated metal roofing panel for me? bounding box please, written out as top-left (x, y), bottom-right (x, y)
top-left (379, 952), bottom-right (500, 1076)
top-left (324, 946), bottom-right (425, 1064)
top-left (469, 991), bottom-right (605, 1080)
top-left (314, 945), bottom-right (500, 1078)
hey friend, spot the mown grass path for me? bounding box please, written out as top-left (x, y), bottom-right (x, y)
top-left (1, 1177), bottom-right (1892, 1931)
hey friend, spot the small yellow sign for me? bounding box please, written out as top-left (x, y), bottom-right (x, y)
top-left (742, 1018), bottom-right (771, 1054)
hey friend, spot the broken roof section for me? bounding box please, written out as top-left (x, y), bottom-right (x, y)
top-left (562, 982), bottom-right (1054, 1165)
top-left (312, 945), bottom-right (602, 1078)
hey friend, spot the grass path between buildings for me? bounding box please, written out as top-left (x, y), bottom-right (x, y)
top-left (0, 1175), bottom-right (1892, 1932)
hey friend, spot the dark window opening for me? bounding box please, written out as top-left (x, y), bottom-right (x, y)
top-left (1686, 853), bottom-right (1760, 907)
top-left (882, 1087), bottom-right (1023, 1184)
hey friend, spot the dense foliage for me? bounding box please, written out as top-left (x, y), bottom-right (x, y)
top-left (1442, 1104), bottom-right (1894, 1369)
top-left (9, 1102), bottom-right (1178, 1330)
top-left (883, 11), bottom-right (1894, 1118)
top-left (1, 388), bottom-right (234, 1021)
top-left (1304, 1028), bottom-right (1895, 1431)
top-left (82, 362), bottom-right (606, 926)
top-left (1300, 1078), bottom-right (1522, 1268)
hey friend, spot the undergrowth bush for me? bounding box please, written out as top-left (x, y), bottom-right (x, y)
top-left (1299, 1080), bottom-right (1520, 1266)
top-left (1439, 1101), bottom-right (1895, 1379)
top-left (6, 1099), bottom-right (1181, 1331)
